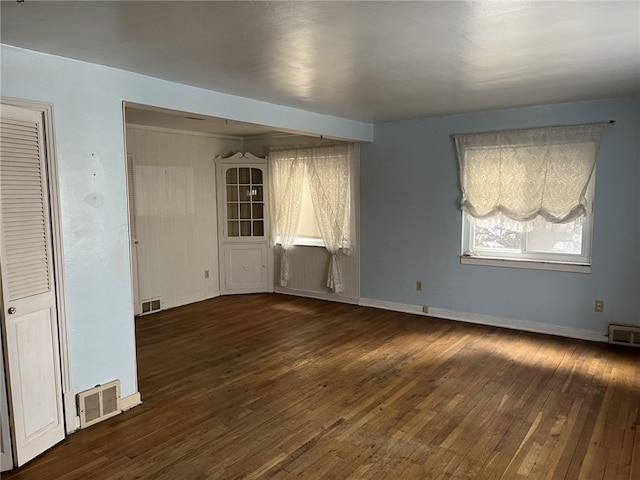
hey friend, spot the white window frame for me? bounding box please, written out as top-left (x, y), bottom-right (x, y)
top-left (275, 236), bottom-right (325, 247)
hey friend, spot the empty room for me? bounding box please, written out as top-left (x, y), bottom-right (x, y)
top-left (0, 1), bottom-right (638, 479)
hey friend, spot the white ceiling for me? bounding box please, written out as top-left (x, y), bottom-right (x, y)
top-left (2, 1), bottom-right (639, 128)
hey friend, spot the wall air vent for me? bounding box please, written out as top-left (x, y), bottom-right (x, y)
top-left (608, 324), bottom-right (640, 347)
top-left (140, 297), bottom-right (161, 315)
top-left (78, 380), bottom-right (121, 428)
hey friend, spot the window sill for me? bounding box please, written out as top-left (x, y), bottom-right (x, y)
top-left (275, 238), bottom-right (326, 248)
top-left (460, 255), bottom-right (590, 273)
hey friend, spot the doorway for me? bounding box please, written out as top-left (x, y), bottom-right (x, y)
top-left (122, 103), bottom-right (284, 313)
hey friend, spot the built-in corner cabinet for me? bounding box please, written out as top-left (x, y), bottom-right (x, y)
top-left (215, 152), bottom-right (272, 294)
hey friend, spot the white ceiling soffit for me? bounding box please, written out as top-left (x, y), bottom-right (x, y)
top-left (124, 104), bottom-right (294, 138)
top-left (2, 1), bottom-right (639, 123)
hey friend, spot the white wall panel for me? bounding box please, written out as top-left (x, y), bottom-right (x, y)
top-left (134, 165), bottom-right (195, 216)
top-left (126, 126), bottom-right (243, 310)
top-left (273, 246), bottom-right (359, 303)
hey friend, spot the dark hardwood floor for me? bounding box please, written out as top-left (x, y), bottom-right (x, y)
top-left (4, 294), bottom-right (639, 479)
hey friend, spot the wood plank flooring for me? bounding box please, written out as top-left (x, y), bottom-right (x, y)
top-left (4, 294), bottom-right (639, 479)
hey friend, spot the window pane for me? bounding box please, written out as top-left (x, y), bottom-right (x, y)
top-left (251, 168), bottom-right (262, 185)
top-left (240, 221), bottom-right (251, 236)
top-left (228, 221), bottom-right (239, 237)
top-left (526, 225), bottom-right (583, 254)
top-left (239, 203), bottom-right (251, 219)
top-left (297, 174), bottom-right (323, 240)
top-left (252, 203), bottom-right (263, 219)
top-left (227, 203), bottom-right (239, 220)
top-left (226, 168), bottom-right (237, 185)
top-left (226, 185), bottom-right (238, 202)
top-left (473, 225), bottom-right (522, 249)
top-left (238, 168), bottom-right (250, 184)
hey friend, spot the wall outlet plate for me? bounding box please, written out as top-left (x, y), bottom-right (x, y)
top-left (595, 300), bottom-right (604, 312)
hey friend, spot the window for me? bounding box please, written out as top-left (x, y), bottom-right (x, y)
top-left (293, 173), bottom-right (325, 246)
top-left (269, 143), bottom-right (356, 291)
top-left (455, 123), bottom-right (607, 271)
top-left (461, 196), bottom-right (593, 266)
top-left (225, 167), bottom-right (264, 237)
top-left (269, 144), bottom-right (354, 250)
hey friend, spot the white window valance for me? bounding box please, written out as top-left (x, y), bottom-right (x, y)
top-left (454, 123), bottom-right (607, 232)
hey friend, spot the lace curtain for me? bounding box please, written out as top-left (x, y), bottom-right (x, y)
top-left (269, 143), bottom-right (355, 293)
top-left (307, 144), bottom-right (354, 293)
top-left (268, 150), bottom-right (305, 286)
top-left (455, 124), bottom-right (607, 232)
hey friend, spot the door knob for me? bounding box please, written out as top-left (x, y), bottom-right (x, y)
top-left (7, 307), bottom-right (16, 315)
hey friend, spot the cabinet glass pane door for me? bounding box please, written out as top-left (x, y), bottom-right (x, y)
top-left (226, 167), bottom-right (264, 237)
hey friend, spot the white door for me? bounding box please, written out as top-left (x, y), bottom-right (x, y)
top-left (216, 153), bottom-right (271, 294)
top-left (0, 104), bottom-right (65, 467)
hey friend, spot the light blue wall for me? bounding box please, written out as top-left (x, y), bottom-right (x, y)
top-left (361, 98), bottom-right (640, 335)
top-left (0, 45), bottom-right (372, 398)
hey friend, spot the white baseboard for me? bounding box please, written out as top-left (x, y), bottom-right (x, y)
top-left (359, 298), bottom-right (424, 316)
top-left (121, 392), bottom-right (142, 411)
top-left (274, 287), bottom-right (359, 305)
top-left (358, 298), bottom-right (607, 343)
top-left (63, 390), bottom-right (80, 433)
top-left (160, 291), bottom-right (221, 311)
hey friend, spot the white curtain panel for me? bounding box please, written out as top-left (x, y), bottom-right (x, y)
top-left (307, 144), bottom-right (354, 293)
top-left (268, 150), bottom-right (305, 286)
top-left (455, 123), bottom-right (607, 232)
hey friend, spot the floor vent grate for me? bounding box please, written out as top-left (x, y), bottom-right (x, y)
top-left (78, 380), bottom-right (121, 428)
top-left (608, 324), bottom-right (640, 347)
top-left (141, 298), bottom-right (161, 315)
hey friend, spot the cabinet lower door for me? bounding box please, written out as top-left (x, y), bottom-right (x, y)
top-left (222, 244), bottom-right (268, 294)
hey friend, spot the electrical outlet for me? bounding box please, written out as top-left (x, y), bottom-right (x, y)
top-left (204, 269), bottom-right (210, 279)
top-left (422, 306), bottom-right (429, 314)
top-left (416, 280), bottom-right (422, 291)
top-left (595, 300), bottom-right (604, 313)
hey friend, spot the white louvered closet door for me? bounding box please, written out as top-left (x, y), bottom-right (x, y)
top-left (0, 104), bottom-right (65, 467)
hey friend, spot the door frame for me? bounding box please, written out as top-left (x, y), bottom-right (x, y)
top-left (125, 154), bottom-right (142, 316)
top-left (0, 97), bottom-right (75, 433)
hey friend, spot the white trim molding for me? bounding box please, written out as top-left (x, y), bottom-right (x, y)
top-left (274, 287), bottom-right (359, 305)
top-left (460, 255), bottom-right (591, 273)
top-left (359, 298), bottom-right (607, 343)
top-left (121, 392), bottom-right (142, 412)
top-left (158, 291), bottom-right (221, 312)
top-left (63, 390), bottom-right (80, 433)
